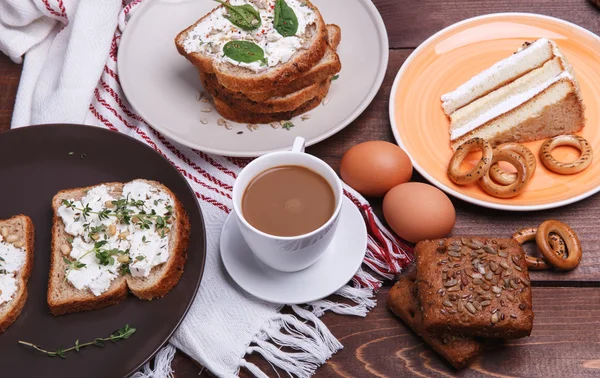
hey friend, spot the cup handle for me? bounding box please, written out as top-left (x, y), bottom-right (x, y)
top-left (291, 137), bottom-right (306, 153)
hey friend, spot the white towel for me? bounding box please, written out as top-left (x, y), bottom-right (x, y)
top-left (0, 1), bottom-right (412, 377)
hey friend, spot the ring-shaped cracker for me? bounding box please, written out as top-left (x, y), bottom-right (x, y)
top-left (479, 150), bottom-right (530, 198)
top-left (490, 143), bottom-right (537, 185)
top-left (512, 228), bottom-right (551, 270)
top-left (536, 220), bottom-right (582, 271)
top-left (540, 135), bottom-right (593, 175)
top-left (448, 138), bottom-right (493, 185)
top-left (513, 228), bottom-right (568, 270)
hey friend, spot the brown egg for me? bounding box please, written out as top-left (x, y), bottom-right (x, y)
top-left (383, 183), bottom-right (456, 243)
top-left (340, 141), bottom-right (413, 197)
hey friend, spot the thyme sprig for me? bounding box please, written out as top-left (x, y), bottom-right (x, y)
top-left (19, 324), bottom-right (136, 359)
top-left (61, 199), bottom-right (171, 231)
top-left (63, 241), bottom-right (128, 281)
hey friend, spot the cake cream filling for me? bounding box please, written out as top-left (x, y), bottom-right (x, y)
top-left (450, 71), bottom-right (573, 141)
top-left (441, 38), bottom-right (553, 116)
top-left (183, 0), bottom-right (316, 72)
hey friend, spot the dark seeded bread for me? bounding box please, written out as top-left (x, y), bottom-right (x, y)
top-left (388, 277), bottom-right (482, 369)
top-left (47, 180), bottom-right (190, 316)
top-left (0, 215), bottom-right (34, 334)
top-left (175, 0), bottom-right (329, 93)
top-left (416, 237), bottom-right (534, 338)
top-left (213, 78), bottom-right (330, 123)
top-left (202, 24), bottom-right (341, 104)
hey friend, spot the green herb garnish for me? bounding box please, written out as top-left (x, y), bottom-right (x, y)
top-left (19, 324), bottom-right (136, 359)
top-left (61, 199), bottom-right (171, 230)
top-left (63, 241), bottom-right (127, 281)
top-left (223, 41), bottom-right (266, 64)
top-left (281, 121), bottom-right (294, 130)
top-left (215, 0), bottom-right (261, 31)
top-left (274, 0), bottom-right (298, 37)
top-left (331, 74), bottom-right (339, 81)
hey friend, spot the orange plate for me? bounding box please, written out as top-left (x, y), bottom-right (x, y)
top-left (390, 13), bottom-right (600, 211)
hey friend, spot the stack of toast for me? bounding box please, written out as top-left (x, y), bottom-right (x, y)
top-left (388, 237), bottom-right (535, 369)
top-left (175, 0), bottom-right (341, 124)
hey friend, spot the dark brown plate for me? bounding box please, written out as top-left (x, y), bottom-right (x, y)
top-left (0, 124), bottom-right (206, 377)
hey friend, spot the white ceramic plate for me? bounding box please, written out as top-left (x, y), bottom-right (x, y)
top-left (220, 197), bottom-right (367, 304)
top-left (118, 0), bottom-right (388, 157)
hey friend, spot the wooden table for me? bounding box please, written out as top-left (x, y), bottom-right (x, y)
top-left (2, 1), bottom-right (600, 377)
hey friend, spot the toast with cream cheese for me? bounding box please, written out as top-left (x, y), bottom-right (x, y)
top-left (47, 180), bottom-right (190, 316)
top-left (201, 23), bottom-right (341, 108)
top-left (175, 0), bottom-right (329, 93)
top-left (0, 215), bottom-right (34, 334)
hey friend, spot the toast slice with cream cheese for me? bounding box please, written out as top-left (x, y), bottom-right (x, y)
top-left (47, 180), bottom-right (190, 316)
top-left (201, 23), bottom-right (341, 108)
top-left (0, 215), bottom-right (34, 334)
top-left (175, 0), bottom-right (329, 93)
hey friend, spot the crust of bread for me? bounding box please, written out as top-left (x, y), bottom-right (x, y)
top-left (0, 215), bottom-right (34, 334)
top-left (213, 78), bottom-right (330, 123)
top-left (202, 72), bottom-right (326, 113)
top-left (47, 180), bottom-right (189, 316)
top-left (175, 0), bottom-right (329, 93)
top-left (126, 181), bottom-right (190, 300)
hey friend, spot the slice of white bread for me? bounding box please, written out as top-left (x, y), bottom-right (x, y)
top-left (175, 0), bottom-right (329, 93)
top-left (202, 24), bottom-right (341, 107)
top-left (47, 180), bottom-right (190, 316)
top-left (0, 215), bottom-right (34, 334)
top-left (214, 78), bottom-right (330, 123)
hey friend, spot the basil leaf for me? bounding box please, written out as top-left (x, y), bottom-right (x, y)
top-left (274, 0), bottom-right (298, 37)
top-left (215, 0), bottom-right (261, 31)
top-left (223, 41), bottom-right (267, 64)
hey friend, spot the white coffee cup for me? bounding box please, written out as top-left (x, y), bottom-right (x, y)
top-left (232, 137), bottom-right (343, 272)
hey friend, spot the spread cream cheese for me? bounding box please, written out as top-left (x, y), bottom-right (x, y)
top-left (57, 181), bottom-right (175, 296)
top-left (182, 0), bottom-right (316, 72)
top-left (0, 235), bottom-right (26, 305)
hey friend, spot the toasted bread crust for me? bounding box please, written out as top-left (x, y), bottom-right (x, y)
top-left (47, 180), bottom-right (190, 315)
top-left (127, 182), bottom-right (191, 300)
top-left (48, 284), bottom-right (129, 316)
top-left (0, 215), bottom-right (34, 334)
top-left (0, 289), bottom-right (28, 334)
top-left (175, 0), bottom-right (329, 93)
top-left (202, 72), bottom-right (327, 113)
top-left (214, 78), bottom-right (330, 123)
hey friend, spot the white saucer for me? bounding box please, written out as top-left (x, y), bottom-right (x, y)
top-left (220, 197), bottom-right (367, 304)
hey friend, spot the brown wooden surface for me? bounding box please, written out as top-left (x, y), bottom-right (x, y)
top-left (1, 0), bottom-right (600, 377)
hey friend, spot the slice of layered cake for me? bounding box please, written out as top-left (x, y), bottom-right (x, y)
top-left (442, 38), bottom-right (585, 150)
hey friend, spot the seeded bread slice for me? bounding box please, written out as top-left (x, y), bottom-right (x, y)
top-left (202, 24), bottom-right (341, 104)
top-left (0, 215), bottom-right (34, 334)
top-left (47, 180), bottom-right (190, 316)
top-left (213, 78), bottom-right (330, 123)
top-left (175, 0), bottom-right (329, 93)
top-left (388, 277), bottom-right (482, 369)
